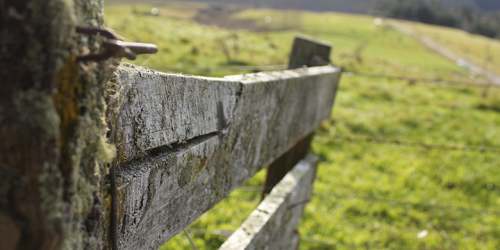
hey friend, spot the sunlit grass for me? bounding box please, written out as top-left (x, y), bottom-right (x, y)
top-left (104, 4), bottom-right (290, 77)
top-left (104, 4), bottom-right (500, 250)
top-left (233, 9), bottom-right (469, 74)
top-left (304, 75), bottom-right (500, 249)
top-left (395, 20), bottom-right (500, 76)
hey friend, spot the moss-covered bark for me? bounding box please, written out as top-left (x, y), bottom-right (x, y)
top-left (0, 0), bottom-right (118, 249)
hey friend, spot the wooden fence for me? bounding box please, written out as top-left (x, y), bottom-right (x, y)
top-left (106, 35), bottom-right (341, 249)
top-left (2, 3), bottom-right (498, 249)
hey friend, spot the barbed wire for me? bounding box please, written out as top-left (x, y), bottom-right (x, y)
top-left (313, 192), bottom-right (500, 215)
top-left (233, 187), bottom-right (500, 215)
top-left (187, 228), bottom-right (233, 237)
top-left (316, 133), bottom-right (500, 154)
top-left (183, 229), bottom-right (199, 250)
top-left (343, 70), bottom-right (497, 88)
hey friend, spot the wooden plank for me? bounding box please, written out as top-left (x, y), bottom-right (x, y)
top-left (220, 155), bottom-right (318, 250)
top-left (107, 63), bottom-right (340, 250)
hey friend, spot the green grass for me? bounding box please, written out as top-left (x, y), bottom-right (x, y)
top-left (395, 20), bottom-right (500, 76)
top-left (304, 76), bottom-right (500, 249)
top-left (104, 4), bottom-right (500, 250)
top-left (104, 4), bottom-right (291, 77)
top-left (233, 10), bottom-right (469, 75)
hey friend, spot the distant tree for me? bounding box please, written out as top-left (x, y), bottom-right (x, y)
top-left (474, 0), bottom-right (500, 11)
top-left (469, 11), bottom-right (500, 38)
top-left (372, 0), bottom-right (500, 40)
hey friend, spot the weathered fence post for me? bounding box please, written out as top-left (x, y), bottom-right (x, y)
top-left (0, 1), bottom-right (120, 249)
top-left (262, 35), bottom-right (334, 198)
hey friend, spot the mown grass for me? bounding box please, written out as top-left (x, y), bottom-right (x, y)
top-left (104, 4), bottom-right (500, 250)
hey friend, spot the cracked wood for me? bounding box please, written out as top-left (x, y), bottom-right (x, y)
top-left (107, 63), bottom-right (340, 250)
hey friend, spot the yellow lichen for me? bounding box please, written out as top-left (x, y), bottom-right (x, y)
top-left (53, 54), bottom-right (80, 151)
top-left (97, 135), bottom-right (117, 165)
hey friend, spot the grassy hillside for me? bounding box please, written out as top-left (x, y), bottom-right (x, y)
top-left (232, 10), bottom-right (466, 73)
top-left (104, 4), bottom-right (500, 249)
top-left (395, 20), bottom-right (500, 76)
top-left (105, 0), bottom-right (500, 13)
top-left (104, 0), bottom-right (372, 13)
top-left (104, 4), bottom-right (292, 77)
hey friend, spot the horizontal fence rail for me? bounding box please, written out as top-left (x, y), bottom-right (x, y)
top-left (147, 64), bottom-right (495, 88)
top-left (105, 61), bottom-right (340, 249)
top-left (343, 71), bottom-right (495, 88)
top-left (233, 187), bottom-right (500, 215)
top-left (316, 133), bottom-right (500, 154)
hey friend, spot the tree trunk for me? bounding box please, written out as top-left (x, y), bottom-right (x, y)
top-left (0, 1), bottom-right (118, 249)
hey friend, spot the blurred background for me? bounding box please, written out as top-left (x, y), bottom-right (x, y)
top-left (103, 0), bottom-right (500, 249)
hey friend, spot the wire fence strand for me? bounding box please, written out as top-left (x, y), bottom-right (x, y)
top-left (188, 228), bottom-right (233, 238)
top-left (343, 70), bottom-right (497, 88)
top-left (313, 192), bottom-right (500, 215)
top-left (183, 229), bottom-right (199, 250)
top-left (233, 187), bottom-right (500, 215)
top-left (316, 133), bottom-right (500, 154)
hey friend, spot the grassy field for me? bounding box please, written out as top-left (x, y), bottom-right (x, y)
top-left (395, 20), bottom-right (500, 76)
top-left (104, 4), bottom-right (500, 249)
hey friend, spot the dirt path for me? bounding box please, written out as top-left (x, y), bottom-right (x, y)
top-left (387, 20), bottom-right (500, 86)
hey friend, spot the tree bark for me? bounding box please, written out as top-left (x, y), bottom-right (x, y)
top-left (0, 1), bottom-right (118, 249)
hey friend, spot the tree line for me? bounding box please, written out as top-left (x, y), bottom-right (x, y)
top-left (372, 0), bottom-right (500, 39)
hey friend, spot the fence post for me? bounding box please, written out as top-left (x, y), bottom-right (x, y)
top-left (0, 2), bottom-right (120, 249)
top-left (261, 35), bottom-right (332, 199)
top-left (288, 35), bottom-right (332, 69)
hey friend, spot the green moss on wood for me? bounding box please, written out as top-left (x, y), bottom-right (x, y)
top-left (14, 89), bottom-right (60, 144)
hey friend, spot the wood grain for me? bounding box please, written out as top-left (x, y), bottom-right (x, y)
top-left (107, 63), bottom-right (340, 249)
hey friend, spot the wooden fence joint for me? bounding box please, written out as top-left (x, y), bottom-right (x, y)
top-left (262, 35), bottom-right (333, 199)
